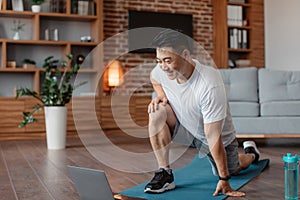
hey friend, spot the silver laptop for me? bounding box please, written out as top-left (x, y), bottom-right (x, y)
top-left (68, 165), bottom-right (119, 200)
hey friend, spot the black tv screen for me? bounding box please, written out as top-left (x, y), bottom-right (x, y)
top-left (128, 10), bottom-right (193, 53)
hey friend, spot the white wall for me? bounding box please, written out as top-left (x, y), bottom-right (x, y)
top-left (265, 0), bottom-right (300, 70)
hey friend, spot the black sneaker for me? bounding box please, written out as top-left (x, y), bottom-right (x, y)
top-left (144, 168), bottom-right (175, 193)
top-left (243, 141), bottom-right (260, 163)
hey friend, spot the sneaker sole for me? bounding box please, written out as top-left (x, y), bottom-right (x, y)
top-left (243, 141), bottom-right (260, 154)
top-left (144, 182), bottom-right (175, 193)
top-left (243, 141), bottom-right (260, 163)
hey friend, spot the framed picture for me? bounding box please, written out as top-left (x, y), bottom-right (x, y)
top-left (12, 0), bottom-right (24, 11)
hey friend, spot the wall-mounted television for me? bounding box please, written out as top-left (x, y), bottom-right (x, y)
top-left (128, 10), bottom-right (193, 53)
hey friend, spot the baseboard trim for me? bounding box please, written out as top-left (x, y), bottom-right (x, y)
top-left (236, 134), bottom-right (300, 138)
top-left (0, 132), bottom-right (78, 141)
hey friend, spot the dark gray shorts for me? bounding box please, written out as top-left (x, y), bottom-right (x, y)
top-left (172, 120), bottom-right (240, 176)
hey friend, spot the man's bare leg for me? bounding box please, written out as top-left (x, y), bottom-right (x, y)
top-left (234, 140), bottom-right (261, 175)
top-left (148, 104), bottom-right (176, 168)
top-left (239, 153), bottom-right (255, 170)
top-left (145, 104), bottom-right (177, 193)
top-left (232, 153), bottom-right (255, 176)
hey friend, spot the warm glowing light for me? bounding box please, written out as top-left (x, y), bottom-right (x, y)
top-left (107, 60), bottom-right (124, 87)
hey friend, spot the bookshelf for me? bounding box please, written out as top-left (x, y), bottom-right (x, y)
top-left (213, 0), bottom-right (265, 69)
top-left (0, 0), bottom-right (103, 136)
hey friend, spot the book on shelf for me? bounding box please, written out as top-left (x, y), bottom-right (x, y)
top-left (71, 0), bottom-right (78, 14)
top-left (78, 0), bottom-right (89, 15)
top-left (50, 0), bottom-right (66, 13)
top-left (238, 29), bottom-right (242, 48)
top-left (88, 1), bottom-right (95, 15)
top-left (229, 28), bottom-right (238, 49)
top-left (242, 29), bottom-right (248, 49)
top-left (227, 5), bottom-right (243, 26)
top-left (228, 28), bottom-right (248, 49)
top-left (228, 0), bottom-right (246, 3)
top-left (229, 29), bottom-right (234, 48)
top-left (74, 0), bottom-right (95, 15)
top-left (12, 0), bottom-right (24, 11)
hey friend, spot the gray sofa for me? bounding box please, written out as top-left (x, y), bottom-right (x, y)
top-left (220, 67), bottom-right (300, 137)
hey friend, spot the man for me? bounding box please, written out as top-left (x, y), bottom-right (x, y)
top-left (145, 29), bottom-right (260, 197)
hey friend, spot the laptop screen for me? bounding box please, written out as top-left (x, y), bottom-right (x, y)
top-left (68, 166), bottom-right (115, 200)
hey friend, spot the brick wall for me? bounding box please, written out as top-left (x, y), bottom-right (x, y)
top-left (103, 0), bottom-right (214, 96)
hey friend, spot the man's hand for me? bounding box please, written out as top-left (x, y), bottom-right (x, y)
top-left (213, 180), bottom-right (245, 197)
top-left (148, 96), bottom-right (168, 113)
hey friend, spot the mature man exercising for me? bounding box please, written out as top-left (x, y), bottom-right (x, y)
top-left (145, 29), bottom-right (260, 197)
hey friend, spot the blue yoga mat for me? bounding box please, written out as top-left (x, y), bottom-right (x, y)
top-left (120, 155), bottom-right (269, 200)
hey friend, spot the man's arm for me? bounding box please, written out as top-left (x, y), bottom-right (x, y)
top-left (151, 78), bottom-right (166, 99)
top-left (148, 76), bottom-right (168, 113)
top-left (204, 120), bottom-right (245, 197)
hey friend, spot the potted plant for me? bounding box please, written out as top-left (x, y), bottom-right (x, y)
top-left (16, 54), bottom-right (86, 149)
top-left (22, 58), bottom-right (36, 69)
top-left (31, 0), bottom-right (44, 12)
top-left (11, 20), bottom-right (25, 40)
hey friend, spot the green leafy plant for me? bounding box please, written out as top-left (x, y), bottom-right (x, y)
top-left (16, 54), bottom-right (87, 128)
top-left (32, 0), bottom-right (44, 5)
top-left (23, 58), bottom-right (36, 65)
top-left (11, 20), bottom-right (25, 32)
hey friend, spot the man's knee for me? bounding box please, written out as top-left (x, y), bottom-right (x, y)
top-left (148, 104), bottom-right (170, 136)
top-left (149, 104), bottom-right (168, 125)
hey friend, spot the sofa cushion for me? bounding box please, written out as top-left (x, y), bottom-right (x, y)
top-left (261, 101), bottom-right (300, 116)
top-left (229, 102), bottom-right (259, 117)
top-left (259, 69), bottom-right (300, 103)
top-left (219, 67), bottom-right (258, 102)
top-left (232, 117), bottom-right (300, 134)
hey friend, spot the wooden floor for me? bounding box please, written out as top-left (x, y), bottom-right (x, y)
top-left (0, 130), bottom-right (299, 200)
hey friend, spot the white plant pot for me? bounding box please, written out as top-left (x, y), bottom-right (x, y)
top-left (44, 106), bottom-right (67, 150)
top-left (13, 31), bottom-right (20, 40)
top-left (31, 5), bottom-right (41, 12)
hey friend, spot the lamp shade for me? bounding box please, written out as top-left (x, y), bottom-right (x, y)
top-left (107, 60), bottom-right (124, 87)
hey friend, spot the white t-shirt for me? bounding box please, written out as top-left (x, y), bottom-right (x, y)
top-left (151, 59), bottom-right (236, 146)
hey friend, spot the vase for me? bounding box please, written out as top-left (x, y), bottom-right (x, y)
top-left (13, 31), bottom-right (20, 40)
top-left (31, 5), bottom-right (41, 12)
top-left (44, 106), bottom-right (67, 150)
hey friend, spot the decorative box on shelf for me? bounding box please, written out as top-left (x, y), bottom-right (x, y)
top-left (7, 61), bottom-right (17, 68)
top-left (235, 59), bottom-right (251, 68)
